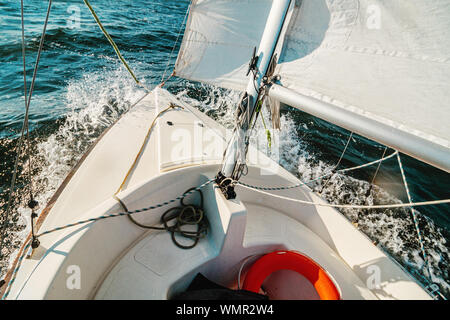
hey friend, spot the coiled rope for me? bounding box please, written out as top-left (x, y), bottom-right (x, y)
top-left (126, 187), bottom-right (209, 250)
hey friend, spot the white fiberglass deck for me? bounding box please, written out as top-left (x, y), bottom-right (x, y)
top-left (2, 88), bottom-right (432, 300)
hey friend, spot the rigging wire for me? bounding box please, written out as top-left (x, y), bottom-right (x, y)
top-left (365, 146), bottom-right (388, 201)
top-left (160, 2), bottom-right (191, 87)
top-left (19, 0), bottom-right (34, 203)
top-left (0, 0), bottom-right (52, 256)
top-left (237, 181), bottom-right (450, 209)
top-left (370, 146), bottom-right (388, 185)
top-left (396, 153), bottom-right (434, 284)
top-left (319, 132), bottom-right (353, 194)
top-left (238, 150), bottom-right (399, 191)
top-left (82, 0), bottom-right (148, 91)
top-left (1, 0), bottom-right (155, 295)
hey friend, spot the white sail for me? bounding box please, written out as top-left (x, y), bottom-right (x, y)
top-left (273, 0), bottom-right (450, 171)
top-left (175, 0), bottom-right (450, 171)
top-left (174, 0), bottom-right (273, 91)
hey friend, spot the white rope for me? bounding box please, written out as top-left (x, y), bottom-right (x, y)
top-left (238, 184), bottom-right (450, 210)
top-left (339, 150), bottom-right (398, 173)
top-left (239, 150), bottom-right (399, 191)
top-left (370, 146), bottom-right (388, 185)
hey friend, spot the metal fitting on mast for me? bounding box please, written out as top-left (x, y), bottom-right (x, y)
top-left (216, 0), bottom-right (292, 199)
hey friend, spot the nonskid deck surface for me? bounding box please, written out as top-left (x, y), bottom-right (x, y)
top-left (3, 88), bottom-right (432, 300)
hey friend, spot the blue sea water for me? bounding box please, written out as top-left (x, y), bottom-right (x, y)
top-left (0, 0), bottom-right (449, 298)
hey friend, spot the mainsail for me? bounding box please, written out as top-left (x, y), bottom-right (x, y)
top-left (175, 0), bottom-right (450, 172)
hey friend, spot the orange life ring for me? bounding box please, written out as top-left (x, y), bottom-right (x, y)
top-left (242, 251), bottom-right (341, 300)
